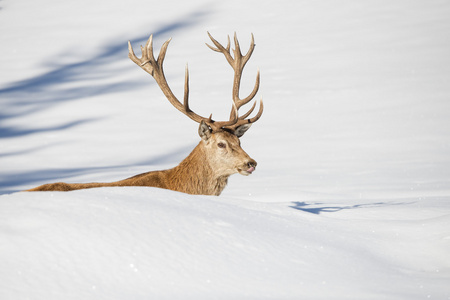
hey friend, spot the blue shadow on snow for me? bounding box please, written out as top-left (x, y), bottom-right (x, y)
top-left (0, 7), bottom-right (210, 139)
top-left (290, 201), bottom-right (395, 214)
top-left (0, 6), bottom-right (211, 194)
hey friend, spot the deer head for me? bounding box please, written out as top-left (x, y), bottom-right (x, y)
top-left (128, 32), bottom-right (263, 182)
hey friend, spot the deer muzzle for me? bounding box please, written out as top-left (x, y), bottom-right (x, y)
top-left (240, 159), bottom-right (257, 176)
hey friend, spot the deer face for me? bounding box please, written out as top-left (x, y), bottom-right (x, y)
top-left (199, 122), bottom-right (257, 177)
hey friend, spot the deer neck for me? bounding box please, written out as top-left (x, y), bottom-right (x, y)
top-left (170, 141), bottom-right (229, 195)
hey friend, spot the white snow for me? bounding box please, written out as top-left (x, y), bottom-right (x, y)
top-left (1, 0), bottom-right (450, 299)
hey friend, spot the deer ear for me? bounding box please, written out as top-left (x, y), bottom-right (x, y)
top-left (234, 124), bottom-right (252, 138)
top-left (198, 120), bottom-right (212, 141)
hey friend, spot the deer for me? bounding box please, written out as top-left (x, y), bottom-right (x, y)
top-left (26, 32), bottom-right (263, 195)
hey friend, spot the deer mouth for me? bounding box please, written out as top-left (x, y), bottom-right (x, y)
top-left (239, 166), bottom-right (255, 176)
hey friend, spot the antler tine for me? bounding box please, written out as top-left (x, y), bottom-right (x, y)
top-left (184, 64), bottom-right (190, 111)
top-left (247, 98), bottom-right (264, 124)
top-left (205, 32), bottom-right (229, 52)
top-left (128, 35), bottom-right (209, 125)
top-left (237, 68), bottom-right (260, 108)
top-left (156, 37), bottom-right (172, 69)
top-left (206, 32), bottom-right (233, 66)
top-left (233, 32), bottom-right (241, 56)
top-left (231, 98), bottom-right (264, 129)
top-left (241, 33), bottom-right (255, 65)
top-left (144, 34), bottom-right (154, 61)
top-left (128, 40), bottom-right (137, 61)
top-left (238, 100), bottom-right (257, 120)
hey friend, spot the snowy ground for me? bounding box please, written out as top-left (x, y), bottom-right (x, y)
top-left (1, 0), bottom-right (450, 299)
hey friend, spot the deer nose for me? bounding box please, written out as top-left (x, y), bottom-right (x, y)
top-left (248, 160), bottom-right (257, 169)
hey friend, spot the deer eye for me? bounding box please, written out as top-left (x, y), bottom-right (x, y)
top-left (217, 142), bottom-right (226, 148)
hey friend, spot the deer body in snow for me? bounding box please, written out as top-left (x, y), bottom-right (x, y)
top-left (27, 33), bottom-right (263, 195)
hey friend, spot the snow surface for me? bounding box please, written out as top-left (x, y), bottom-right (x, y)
top-left (1, 0), bottom-right (450, 299)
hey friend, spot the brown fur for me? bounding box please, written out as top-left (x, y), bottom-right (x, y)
top-left (26, 130), bottom-right (256, 195)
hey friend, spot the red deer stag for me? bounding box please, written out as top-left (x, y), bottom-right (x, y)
top-left (26, 32), bottom-right (263, 195)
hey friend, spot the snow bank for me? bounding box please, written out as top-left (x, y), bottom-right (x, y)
top-left (1, 189), bottom-right (449, 299)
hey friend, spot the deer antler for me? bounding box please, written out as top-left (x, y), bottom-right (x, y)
top-left (206, 32), bottom-right (263, 131)
top-left (128, 35), bottom-right (210, 125)
top-left (128, 33), bottom-right (263, 133)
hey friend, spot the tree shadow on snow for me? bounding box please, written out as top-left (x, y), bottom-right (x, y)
top-left (0, 6), bottom-right (211, 194)
top-left (0, 7), bottom-right (210, 139)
